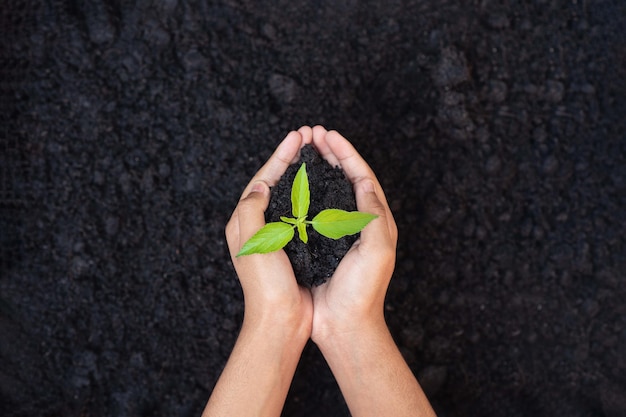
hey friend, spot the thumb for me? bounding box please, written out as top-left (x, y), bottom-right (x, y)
top-left (237, 181), bottom-right (271, 242)
top-left (354, 179), bottom-right (395, 246)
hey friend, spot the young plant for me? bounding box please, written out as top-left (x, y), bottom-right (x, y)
top-left (237, 163), bottom-right (377, 256)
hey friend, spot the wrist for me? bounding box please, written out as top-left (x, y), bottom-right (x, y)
top-left (242, 302), bottom-right (312, 346)
top-left (312, 313), bottom-right (388, 353)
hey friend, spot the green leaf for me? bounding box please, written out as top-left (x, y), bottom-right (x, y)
top-left (297, 222), bottom-right (308, 243)
top-left (236, 222), bottom-right (295, 256)
top-left (291, 163), bottom-right (310, 218)
top-left (311, 209), bottom-right (378, 239)
top-left (280, 216), bottom-right (298, 225)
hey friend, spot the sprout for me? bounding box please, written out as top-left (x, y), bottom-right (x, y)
top-left (237, 163), bottom-right (377, 256)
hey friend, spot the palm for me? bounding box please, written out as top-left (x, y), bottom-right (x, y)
top-left (310, 241), bottom-right (387, 341)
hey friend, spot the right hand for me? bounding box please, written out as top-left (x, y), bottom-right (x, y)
top-left (305, 126), bottom-right (399, 346)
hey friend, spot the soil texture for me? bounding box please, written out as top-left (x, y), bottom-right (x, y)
top-left (266, 145), bottom-right (357, 287)
top-left (1, 1), bottom-right (625, 417)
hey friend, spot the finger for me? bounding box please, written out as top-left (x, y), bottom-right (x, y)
top-left (354, 179), bottom-right (396, 247)
top-left (298, 125), bottom-right (313, 146)
top-left (323, 130), bottom-right (397, 241)
top-left (311, 125), bottom-right (341, 167)
top-left (237, 181), bottom-right (271, 245)
top-left (240, 130), bottom-right (303, 198)
top-left (324, 130), bottom-right (376, 184)
top-left (294, 126), bottom-right (313, 164)
top-left (324, 131), bottom-right (391, 209)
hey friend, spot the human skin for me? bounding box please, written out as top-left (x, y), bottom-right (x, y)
top-left (308, 126), bottom-right (437, 417)
top-left (202, 130), bottom-right (314, 417)
top-left (202, 126), bottom-right (436, 417)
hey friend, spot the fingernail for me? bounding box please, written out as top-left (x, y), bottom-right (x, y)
top-left (361, 180), bottom-right (375, 193)
top-left (250, 181), bottom-right (266, 194)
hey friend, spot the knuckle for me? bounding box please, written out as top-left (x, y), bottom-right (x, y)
top-left (237, 200), bottom-right (254, 219)
top-left (371, 203), bottom-right (386, 217)
top-left (237, 197), bottom-right (258, 217)
top-left (363, 198), bottom-right (385, 219)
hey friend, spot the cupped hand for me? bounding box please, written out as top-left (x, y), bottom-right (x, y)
top-left (308, 126), bottom-right (399, 345)
top-left (225, 129), bottom-right (314, 338)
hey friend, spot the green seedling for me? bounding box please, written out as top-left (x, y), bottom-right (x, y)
top-left (237, 163), bottom-right (378, 256)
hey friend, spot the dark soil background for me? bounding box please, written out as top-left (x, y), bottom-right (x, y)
top-left (1, 0), bottom-right (625, 416)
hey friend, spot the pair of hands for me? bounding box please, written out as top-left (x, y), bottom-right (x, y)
top-left (225, 125), bottom-right (398, 348)
top-left (209, 126), bottom-right (436, 417)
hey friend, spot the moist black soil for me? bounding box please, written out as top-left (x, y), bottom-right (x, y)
top-left (266, 145), bottom-right (357, 287)
top-left (1, 1), bottom-right (625, 417)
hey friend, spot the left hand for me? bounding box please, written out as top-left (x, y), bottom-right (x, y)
top-left (225, 128), bottom-right (314, 338)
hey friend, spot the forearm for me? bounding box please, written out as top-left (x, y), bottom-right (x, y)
top-left (202, 315), bottom-right (309, 417)
top-left (317, 320), bottom-right (436, 417)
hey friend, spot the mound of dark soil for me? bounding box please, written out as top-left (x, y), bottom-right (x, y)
top-left (266, 145), bottom-right (358, 287)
